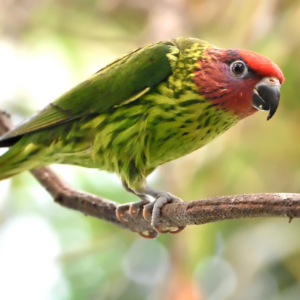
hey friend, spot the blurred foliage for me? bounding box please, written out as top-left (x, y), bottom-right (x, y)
top-left (0, 0), bottom-right (300, 299)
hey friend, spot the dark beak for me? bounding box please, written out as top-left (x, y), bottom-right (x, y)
top-left (252, 79), bottom-right (281, 120)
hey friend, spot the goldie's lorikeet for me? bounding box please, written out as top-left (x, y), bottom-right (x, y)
top-left (0, 38), bottom-right (284, 238)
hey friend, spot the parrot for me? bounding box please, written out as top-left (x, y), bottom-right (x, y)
top-left (0, 37), bottom-right (284, 238)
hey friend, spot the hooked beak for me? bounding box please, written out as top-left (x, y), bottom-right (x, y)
top-left (252, 77), bottom-right (281, 120)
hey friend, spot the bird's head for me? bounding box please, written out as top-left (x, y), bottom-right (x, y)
top-left (193, 47), bottom-right (284, 120)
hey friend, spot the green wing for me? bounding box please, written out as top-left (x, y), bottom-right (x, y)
top-left (0, 40), bottom-right (179, 146)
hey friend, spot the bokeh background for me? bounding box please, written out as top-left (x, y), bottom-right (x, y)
top-left (0, 0), bottom-right (300, 299)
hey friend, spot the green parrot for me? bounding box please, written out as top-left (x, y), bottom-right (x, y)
top-left (0, 37), bottom-right (284, 238)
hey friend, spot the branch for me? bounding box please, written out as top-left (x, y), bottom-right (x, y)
top-left (0, 110), bottom-right (299, 235)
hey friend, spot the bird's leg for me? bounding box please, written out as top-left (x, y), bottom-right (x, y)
top-left (116, 181), bottom-right (185, 238)
top-left (117, 180), bottom-right (151, 218)
top-left (116, 180), bottom-right (158, 239)
top-left (141, 186), bottom-right (186, 234)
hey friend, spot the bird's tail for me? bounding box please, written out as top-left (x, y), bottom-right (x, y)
top-left (0, 143), bottom-right (41, 180)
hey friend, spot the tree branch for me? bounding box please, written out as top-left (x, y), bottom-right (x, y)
top-left (0, 110), bottom-right (298, 235)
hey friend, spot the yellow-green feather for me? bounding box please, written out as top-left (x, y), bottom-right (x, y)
top-left (0, 37), bottom-right (238, 189)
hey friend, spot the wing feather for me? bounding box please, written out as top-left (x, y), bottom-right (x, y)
top-left (0, 40), bottom-right (178, 146)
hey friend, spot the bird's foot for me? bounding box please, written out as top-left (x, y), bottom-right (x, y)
top-left (116, 191), bottom-right (185, 238)
top-left (116, 199), bottom-right (150, 222)
top-left (116, 198), bottom-right (159, 239)
top-left (117, 181), bottom-right (186, 238)
top-left (143, 191), bottom-right (186, 234)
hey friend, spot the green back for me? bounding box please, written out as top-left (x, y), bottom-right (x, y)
top-left (0, 41), bottom-right (176, 144)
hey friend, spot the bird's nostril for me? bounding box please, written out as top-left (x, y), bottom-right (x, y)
top-left (265, 77), bottom-right (280, 86)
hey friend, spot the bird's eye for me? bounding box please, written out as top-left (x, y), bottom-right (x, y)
top-left (230, 60), bottom-right (248, 78)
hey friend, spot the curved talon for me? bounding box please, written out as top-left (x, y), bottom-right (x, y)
top-left (143, 204), bottom-right (153, 222)
top-left (116, 210), bottom-right (126, 222)
top-left (129, 205), bottom-right (138, 217)
top-left (116, 204), bottom-right (131, 222)
top-left (154, 225), bottom-right (186, 234)
top-left (169, 226), bottom-right (186, 234)
top-left (129, 199), bottom-right (150, 218)
top-left (139, 230), bottom-right (159, 239)
top-left (153, 226), bottom-right (169, 234)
